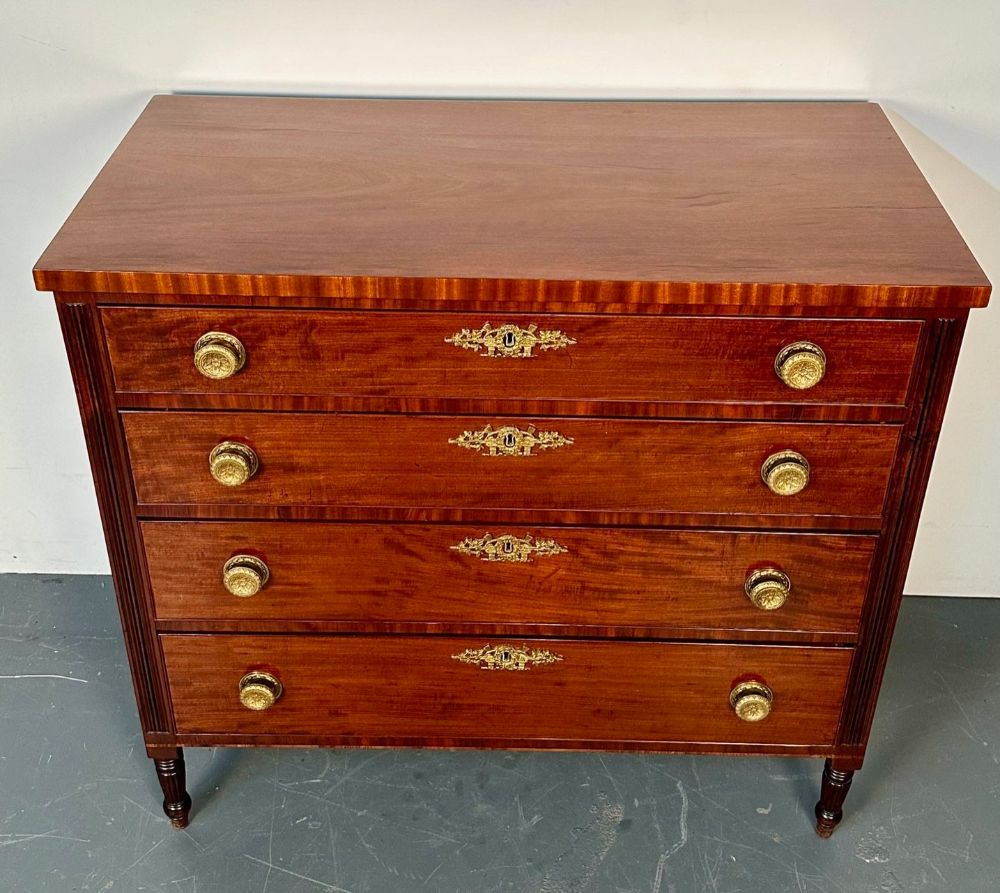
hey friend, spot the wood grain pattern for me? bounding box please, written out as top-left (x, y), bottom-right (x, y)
top-left (152, 620), bottom-right (861, 646)
top-left (116, 391), bottom-right (910, 424)
top-left (102, 308), bottom-right (920, 409)
top-left (35, 97), bottom-right (990, 308)
top-left (129, 505), bottom-right (892, 532)
top-left (122, 412), bottom-right (901, 521)
top-left (141, 521), bottom-right (875, 637)
top-left (165, 732), bottom-right (844, 757)
top-left (161, 634), bottom-right (853, 745)
top-left (74, 291), bottom-right (979, 318)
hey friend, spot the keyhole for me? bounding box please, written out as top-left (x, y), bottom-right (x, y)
top-left (504, 432), bottom-right (516, 448)
top-left (502, 330), bottom-right (517, 348)
top-left (502, 540), bottom-right (514, 554)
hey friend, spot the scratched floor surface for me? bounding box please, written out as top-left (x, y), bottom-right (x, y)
top-left (1, 575), bottom-right (998, 893)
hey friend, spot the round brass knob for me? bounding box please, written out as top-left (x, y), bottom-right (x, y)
top-left (239, 671), bottom-right (283, 711)
top-left (223, 555), bottom-right (270, 597)
top-left (745, 568), bottom-right (791, 611)
top-left (208, 441), bottom-right (259, 487)
top-left (761, 450), bottom-right (810, 496)
top-left (193, 332), bottom-right (246, 380)
top-left (730, 680), bottom-right (773, 722)
top-left (775, 341), bottom-right (826, 390)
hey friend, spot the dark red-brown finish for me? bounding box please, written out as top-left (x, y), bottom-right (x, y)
top-left (56, 303), bottom-right (172, 734)
top-left (102, 307), bottom-right (921, 409)
top-left (123, 412), bottom-right (900, 522)
top-left (153, 750), bottom-right (192, 830)
top-left (142, 521), bottom-right (875, 639)
top-left (34, 97), bottom-right (989, 307)
top-left (35, 97), bottom-right (992, 836)
top-left (116, 392), bottom-right (912, 423)
top-left (161, 634), bottom-right (852, 745)
top-left (837, 318), bottom-right (969, 748)
top-left (815, 759), bottom-right (856, 837)
top-left (161, 732), bottom-right (851, 757)
top-left (76, 290), bottom-right (983, 317)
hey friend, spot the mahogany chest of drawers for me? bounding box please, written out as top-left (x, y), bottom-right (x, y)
top-left (34, 96), bottom-right (991, 837)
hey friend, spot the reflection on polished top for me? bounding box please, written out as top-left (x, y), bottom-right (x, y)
top-left (33, 96), bottom-right (990, 308)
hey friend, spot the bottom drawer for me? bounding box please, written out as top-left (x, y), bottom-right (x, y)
top-left (161, 635), bottom-right (852, 747)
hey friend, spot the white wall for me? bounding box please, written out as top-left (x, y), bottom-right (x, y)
top-left (886, 115), bottom-right (1000, 598)
top-left (1, 1), bottom-right (998, 593)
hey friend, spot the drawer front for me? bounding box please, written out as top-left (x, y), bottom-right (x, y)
top-left (124, 412), bottom-right (899, 520)
top-left (161, 634), bottom-right (852, 745)
top-left (103, 308), bottom-right (920, 407)
top-left (143, 522), bottom-right (875, 636)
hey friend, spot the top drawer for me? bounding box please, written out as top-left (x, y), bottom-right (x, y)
top-left (101, 308), bottom-right (920, 410)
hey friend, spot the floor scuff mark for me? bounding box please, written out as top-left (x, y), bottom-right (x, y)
top-left (539, 791), bottom-right (625, 893)
top-left (856, 826), bottom-right (892, 864)
top-left (652, 779), bottom-right (689, 893)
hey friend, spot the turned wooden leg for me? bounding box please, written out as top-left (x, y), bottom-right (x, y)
top-left (814, 759), bottom-right (855, 838)
top-left (153, 750), bottom-right (192, 829)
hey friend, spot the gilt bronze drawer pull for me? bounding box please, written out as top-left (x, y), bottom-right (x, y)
top-left (730, 680), bottom-right (773, 722)
top-left (445, 322), bottom-right (575, 358)
top-left (222, 555), bottom-right (270, 597)
top-left (775, 341), bottom-right (827, 390)
top-left (451, 532), bottom-right (568, 563)
top-left (448, 424), bottom-right (573, 457)
top-left (208, 441), bottom-right (259, 487)
top-left (193, 331), bottom-right (246, 379)
top-left (238, 671), bottom-right (282, 711)
top-left (761, 450), bottom-right (810, 496)
top-left (744, 568), bottom-right (792, 611)
top-left (452, 644), bottom-right (564, 671)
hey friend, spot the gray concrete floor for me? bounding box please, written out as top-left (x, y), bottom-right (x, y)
top-left (1, 576), bottom-right (998, 892)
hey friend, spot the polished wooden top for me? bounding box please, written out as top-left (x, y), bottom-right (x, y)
top-left (34, 95), bottom-right (989, 307)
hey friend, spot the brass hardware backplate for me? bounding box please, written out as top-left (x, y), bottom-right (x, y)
top-left (209, 441), bottom-right (259, 487)
top-left (194, 331), bottom-right (246, 379)
top-left (744, 568), bottom-right (791, 611)
top-left (452, 643), bottom-right (564, 671)
top-left (445, 322), bottom-right (575, 358)
top-left (451, 532), bottom-right (568, 563)
top-left (223, 555), bottom-right (270, 597)
top-left (730, 680), bottom-right (774, 722)
top-left (761, 450), bottom-right (810, 496)
top-left (448, 424), bottom-right (573, 457)
top-left (238, 671), bottom-right (282, 711)
top-left (775, 341), bottom-right (827, 390)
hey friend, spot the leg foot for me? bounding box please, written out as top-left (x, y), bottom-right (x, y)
top-left (814, 759), bottom-right (855, 838)
top-left (154, 750), bottom-right (192, 829)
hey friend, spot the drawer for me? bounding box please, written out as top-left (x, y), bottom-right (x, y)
top-left (124, 412), bottom-right (900, 522)
top-left (143, 522), bottom-right (875, 637)
top-left (103, 308), bottom-right (920, 408)
top-left (161, 634), bottom-right (852, 745)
